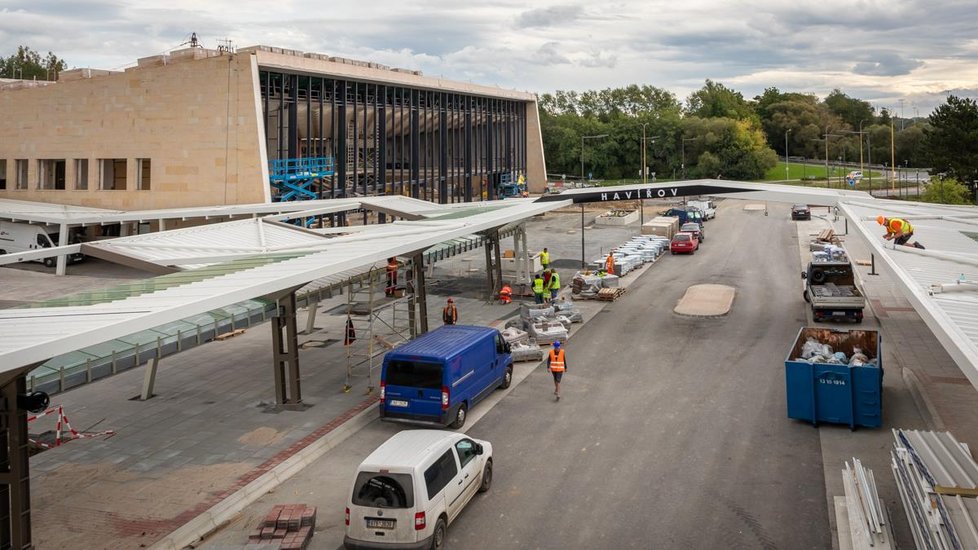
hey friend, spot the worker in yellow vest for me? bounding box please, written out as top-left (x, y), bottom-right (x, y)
top-left (548, 268), bottom-right (561, 301)
top-left (539, 248), bottom-right (550, 271)
top-left (548, 341), bottom-right (566, 400)
top-left (877, 215), bottom-right (925, 248)
top-left (532, 274), bottom-right (545, 304)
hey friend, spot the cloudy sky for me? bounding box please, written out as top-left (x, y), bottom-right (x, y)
top-left (2, 0), bottom-right (977, 115)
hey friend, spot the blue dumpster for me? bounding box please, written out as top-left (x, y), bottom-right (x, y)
top-left (784, 327), bottom-right (882, 429)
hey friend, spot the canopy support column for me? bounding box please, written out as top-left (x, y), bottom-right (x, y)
top-left (271, 291), bottom-right (302, 409)
top-left (0, 374), bottom-right (34, 549)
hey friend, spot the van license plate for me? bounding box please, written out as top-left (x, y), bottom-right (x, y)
top-left (366, 518), bottom-right (396, 529)
top-left (389, 399), bottom-right (409, 407)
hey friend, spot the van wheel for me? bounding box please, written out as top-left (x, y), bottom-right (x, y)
top-left (803, 290), bottom-right (810, 303)
top-left (429, 518), bottom-right (447, 550)
top-left (500, 366), bottom-right (513, 389)
top-left (0, 250), bottom-right (6, 255)
top-left (478, 459), bottom-right (493, 493)
top-left (450, 403), bottom-right (467, 429)
top-left (43, 257), bottom-right (55, 268)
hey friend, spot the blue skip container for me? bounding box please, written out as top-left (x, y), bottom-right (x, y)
top-left (784, 327), bottom-right (882, 429)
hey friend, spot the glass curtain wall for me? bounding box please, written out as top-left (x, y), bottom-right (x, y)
top-left (259, 70), bottom-right (527, 204)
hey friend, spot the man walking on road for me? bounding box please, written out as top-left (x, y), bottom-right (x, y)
top-left (442, 297), bottom-right (458, 325)
top-left (540, 247), bottom-right (550, 271)
top-left (548, 341), bottom-right (566, 401)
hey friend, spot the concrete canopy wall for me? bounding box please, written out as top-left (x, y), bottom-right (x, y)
top-left (0, 52), bottom-right (267, 209)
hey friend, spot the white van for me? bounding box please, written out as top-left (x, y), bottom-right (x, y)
top-left (687, 199), bottom-right (716, 220)
top-left (0, 221), bottom-right (84, 267)
top-left (344, 430), bottom-right (493, 550)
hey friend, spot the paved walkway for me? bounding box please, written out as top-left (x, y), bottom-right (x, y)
top-left (16, 209), bottom-right (638, 549)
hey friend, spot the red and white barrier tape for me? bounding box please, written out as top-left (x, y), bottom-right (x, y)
top-left (27, 405), bottom-right (114, 449)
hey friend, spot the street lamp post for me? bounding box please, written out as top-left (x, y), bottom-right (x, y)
top-left (640, 127), bottom-right (661, 225)
top-left (580, 134), bottom-right (608, 268)
top-left (681, 137), bottom-right (697, 180)
top-left (785, 129), bottom-right (792, 181)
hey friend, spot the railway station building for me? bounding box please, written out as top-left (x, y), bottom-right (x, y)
top-left (0, 45), bottom-right (546, 211)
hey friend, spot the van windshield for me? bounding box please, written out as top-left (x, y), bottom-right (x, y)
top-left (386, 360), bottom-right (442, 389)
top-left (352, 472), bottom-right (414, 508)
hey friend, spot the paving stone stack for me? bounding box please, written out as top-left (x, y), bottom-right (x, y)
top-left (245, 504), bottom-right (316, 549)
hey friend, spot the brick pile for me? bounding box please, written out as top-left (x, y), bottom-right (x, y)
top-left (244, 504), bottom-right (316, 550)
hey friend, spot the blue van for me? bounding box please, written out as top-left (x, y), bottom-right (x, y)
top-left (380, 325), bottom-right (513, 429)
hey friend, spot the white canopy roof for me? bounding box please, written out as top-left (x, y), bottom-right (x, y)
top-left (838, 198), bottom-right (978, 388)
top-left (0, 198), bottom-right (566, 374)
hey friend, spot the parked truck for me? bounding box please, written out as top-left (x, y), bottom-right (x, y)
top-left (0, 221), bottom-right (85, 267)
top-left (801, 259), bottom-right (865, 322)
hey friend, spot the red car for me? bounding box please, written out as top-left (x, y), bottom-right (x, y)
top-left (670, 232), bottom-right (699, 254)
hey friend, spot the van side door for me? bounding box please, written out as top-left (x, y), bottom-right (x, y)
top-left (452, 438), bottom-right (483, 512)
top-left (425, 449), bottom-right (459, 522)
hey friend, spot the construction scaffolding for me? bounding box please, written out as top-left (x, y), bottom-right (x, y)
top-left (342, 264), bottom-right (414, 393)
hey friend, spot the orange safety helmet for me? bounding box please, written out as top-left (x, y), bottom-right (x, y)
top-left (876, 215), bottom-right (886, 225)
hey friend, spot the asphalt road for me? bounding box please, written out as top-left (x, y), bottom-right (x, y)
top-left (449, 201), bottom-right (830, 549)
top-left (199, 201), bottom-right (832, 549)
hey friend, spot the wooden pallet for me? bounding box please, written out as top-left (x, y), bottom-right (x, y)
top-left (815, 229), bottom-right (843, 244)
top-left (597, 288), bottom-right (626, 301)
top-left (214, 328), bottom-right (246, 341)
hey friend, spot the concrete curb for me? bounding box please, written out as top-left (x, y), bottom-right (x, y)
top-left (150, 402), bottom-right (379, 550)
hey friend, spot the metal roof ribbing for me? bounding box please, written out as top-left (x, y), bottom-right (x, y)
top-left (0, 199), bottom-right (570, 372)
top-left (838, 199), bottom-right (978, 389)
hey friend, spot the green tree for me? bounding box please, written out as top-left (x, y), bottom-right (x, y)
top-left (918, 177), bottom-right (973, 205)
top-left (681, 117), bottom-right (778, 179)
top-left (686, 79), bottom-right (756, 121)
top-left (922, 95), bottom-right (978, 184)
top-left (0, 46), bottom-right (68, 80)
top-left (823, 89), bottom-right (875, 130)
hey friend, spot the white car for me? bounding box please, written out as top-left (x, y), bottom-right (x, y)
top-left (345, 430), bottom-right (493, 550)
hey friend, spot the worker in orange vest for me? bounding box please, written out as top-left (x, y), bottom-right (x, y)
top-left (877, 215), bottom-right (925, 248)
top-left (385, 257), bottom-right (398, 296)
top-left (442, 297), bottom-right (458, 325)
top-left (605, 251), bottom-right (616, 275)
top-left (548, 340), bottom-right (566, 400)
top-left (499, 283), bottom-right (513, 304)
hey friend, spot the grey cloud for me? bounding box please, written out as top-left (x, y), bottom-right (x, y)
top-left (578, 50), bottom-right (617, 69)
top-left (852, 52), bottom-right (923, 76)
top-left (530, 42), bottom-right (571, 65)
top-left (516, 5), bottom-right (584, 29)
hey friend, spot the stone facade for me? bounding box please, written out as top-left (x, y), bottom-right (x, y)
top-left (0, 46), bottom-right (547, 209)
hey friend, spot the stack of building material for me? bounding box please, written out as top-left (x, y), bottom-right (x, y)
top-left (247, 504), bottom-right (316, 549)
top-left (840, 458), bottom-right (894, 549)
top-left (500, 326), bottom-right (529, 345)
top-left (510, 341), bottom-right (544, 362)
top-left (552, 298), bottom-right (583, 323)
top-left (597, 288), bottom-right (626, 301)
top-left (526, 319), bottom-right (568, 343)
top-left (891, 429), bottom-right (978, 549)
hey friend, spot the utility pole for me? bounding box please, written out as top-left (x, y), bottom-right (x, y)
top-left (890, 119), bottom-right (896, 190)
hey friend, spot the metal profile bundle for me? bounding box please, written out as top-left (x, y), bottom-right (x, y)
top-left (890, 428), bottom-right (978, 549)
top-left (840, 457), bottom-right (894, 549)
